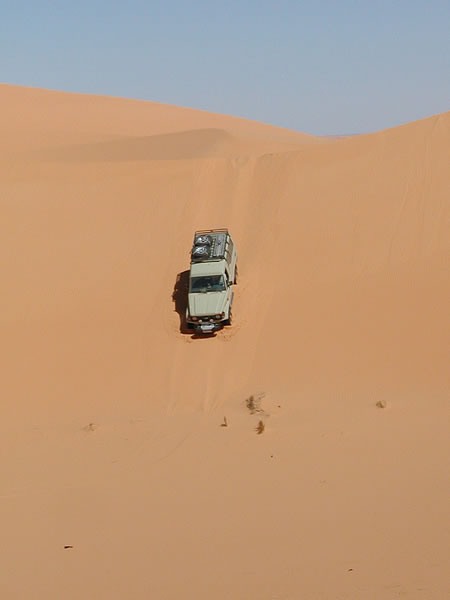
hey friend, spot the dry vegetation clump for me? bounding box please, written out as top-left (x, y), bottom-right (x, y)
top-left (376, 400), bottom-right (387, 409)
top-left (255, 420), bottom-right (265, 435)
top-left (245, 394), bottom-right (264, 415)
top-left (244, 393), bottom-right (268, 434)
top-left (83, 422), bottom-right (99, 432)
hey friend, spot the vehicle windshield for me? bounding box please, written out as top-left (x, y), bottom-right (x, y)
top-left (190, 275), bottom-right (225, 293)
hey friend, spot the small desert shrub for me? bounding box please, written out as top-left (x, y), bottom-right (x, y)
top-left (256, 420), bottom-right (265, 435)
top-left (245, 394), bottom-right (263, 414)
top-left (83, 422), bottom-right (99, 432)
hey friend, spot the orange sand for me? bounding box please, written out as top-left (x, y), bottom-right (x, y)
top-left (1, 84), bottom-right (449, 599)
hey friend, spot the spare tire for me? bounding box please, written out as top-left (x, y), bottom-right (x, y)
top-left (194, 235), bottom-right (212, 246)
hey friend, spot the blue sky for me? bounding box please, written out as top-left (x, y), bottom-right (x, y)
top-left (1, 0), bottom-right (449, 134)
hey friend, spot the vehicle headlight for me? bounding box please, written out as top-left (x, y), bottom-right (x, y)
top-left (215, 314), bottom-right (222, 319)
top-left (191, 316), bottom-right (198, 321)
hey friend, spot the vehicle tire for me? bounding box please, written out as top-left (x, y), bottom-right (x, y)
top-left (224, 310), bottom-right (232, 326)
top-left (234, 264), bottom-right (238, 284)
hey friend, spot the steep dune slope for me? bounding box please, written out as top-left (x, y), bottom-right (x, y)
top-left (0, 86), bottom-right (448, 600)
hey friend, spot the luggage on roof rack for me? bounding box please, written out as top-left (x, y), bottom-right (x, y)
top-left (190, 228), bottom-right (232, 263)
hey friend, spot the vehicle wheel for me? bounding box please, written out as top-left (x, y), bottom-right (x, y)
top-left (224, 310), bottom-right (232, 326)
top-left (234, 264), bottom-right (238, 284)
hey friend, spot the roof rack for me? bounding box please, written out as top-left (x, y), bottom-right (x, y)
top-left (194, 228), bottom-right (229, 235)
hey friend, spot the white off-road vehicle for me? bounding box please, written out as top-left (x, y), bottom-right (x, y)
top-left (186, 229), bottom-right (238, 334)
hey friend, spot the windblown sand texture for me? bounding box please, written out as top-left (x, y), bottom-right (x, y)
top-left (1, 84), bottom-right (449, 599)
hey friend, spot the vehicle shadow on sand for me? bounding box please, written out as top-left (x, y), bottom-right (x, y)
top-left (172, 270), bottom-right (217, 338)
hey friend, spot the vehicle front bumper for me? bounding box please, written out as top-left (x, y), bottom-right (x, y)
top-left (187, 316), bottom-right (224, 334)
top-left (194, 322), bottom-right (221, 334)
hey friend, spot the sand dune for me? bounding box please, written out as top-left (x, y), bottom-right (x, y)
top-left (0, 83), bottom-right (314, 154)
top-left (1, 85), bottom-right (449, 599)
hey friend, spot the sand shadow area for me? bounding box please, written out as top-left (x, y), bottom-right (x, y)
top-left (172, 270), bottom-right (192, 334)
